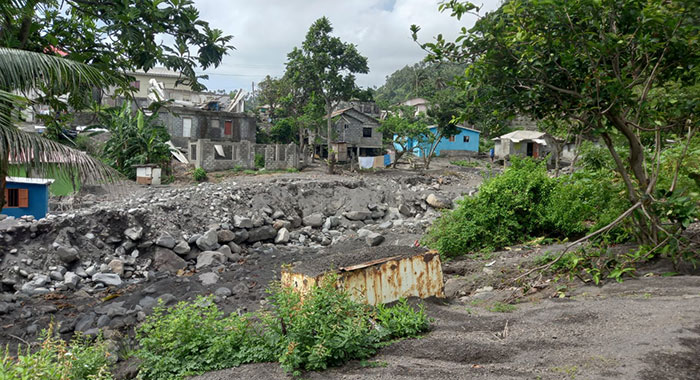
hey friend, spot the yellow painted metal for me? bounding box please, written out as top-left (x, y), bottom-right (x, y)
top-left (280, 251), bottom-right (445, 305)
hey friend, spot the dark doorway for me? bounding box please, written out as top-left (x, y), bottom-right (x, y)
top-left (526, 142), bottom-right (534, 157)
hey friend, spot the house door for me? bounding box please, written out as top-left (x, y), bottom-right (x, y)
top-left (183, 117), bottom-right (192, 138)
top-left (224, 120), bottom-right (232, 136)
top-left (533, 144), bottom-right (539, 158)
top-left (526, 142), bottom-right (534, 157)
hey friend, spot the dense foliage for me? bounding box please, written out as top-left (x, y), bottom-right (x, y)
top-left (424, 158), bottom-right (628, 257)
top-left (0, 328), bottom-right (113, 380)
top-left (374, 61), bottom-right (466, 108)
top-left (415, 0), bottom-right (699, 255)
top-left (136, 276), bottom-right (430, 379)
top-left (99, 102), bottom-right (172, 179)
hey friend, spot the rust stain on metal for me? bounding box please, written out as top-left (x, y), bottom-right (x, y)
top-left (280, 250), bottom-right (445, 305)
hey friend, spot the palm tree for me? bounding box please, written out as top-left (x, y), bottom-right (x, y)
top-left (0, 47), bottom-right (121, 208)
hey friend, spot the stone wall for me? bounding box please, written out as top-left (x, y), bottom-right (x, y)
top-left (158, 108), bottom-right (256, 149)
top-left (189, 140), bottom-right (302, 172)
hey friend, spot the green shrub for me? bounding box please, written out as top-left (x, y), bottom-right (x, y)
top-left (254, 153), bottom-right (265, 169)
top-left (286, 167), bottom-right (299, 173)
top-left (243, 169), bottom-right (257, 175)
top-left (0, 327), bottom-right (113, 380)
top-left (193, 167), bottom-right (207, 182)
top-left (424, 157), bottom-right (628, 257)
top-left (135, 276), bottom-right (430, 379)
top-left (450, 160), bottom-right (479, 168)
top-left (232, 165), bottom-right (243, 172)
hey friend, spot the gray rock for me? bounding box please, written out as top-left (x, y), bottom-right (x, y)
top-left (49, 271), bottom-right (64, 281)
top-left (444, 278), bottom-right (469, 298)
top-left (155, 233), bottom-right (176, 249)
top-left (108, 259), bottom-right (124, 276)
top-left (365, 232), bottom-right (385, 247)
top-left (196, 229), bottom-right (220, 251)
top-left (323, 216), bottom-right (340, 230)
top-left (232, 282), bottom-right (249, 295)
top-left (153, 247), bottom-right (187, 273)
top-left (345, 211), bottom-right (371, 221)
top-left (196, 251), bottom-right (226, 270)
top-left (139, 296), bottom-right (156, 310)
top-left (233, 229), bottom-right (249, 244)
top-left (233, 215), bottom-right (253, 229)
top-left (378, 221), bottom-right (393, 229)
top-left (275, 228), bottom-right (290, 244)
top-left (357, 228), bottom-right (372, 238)
top-left (302, 213), bottom-right (324, 228)
top-left (272, 220), bottom-right (292, 230)
top-left (97, 315), bottom-right (111, 328)
top-left (247, 226), bottom-right (277, 243)
top-left (398, 203), bottom-right (412, 216)
top-left (56, 246), bottom-right (78, 264)
top-left (75, 313), bottom-right (96, 332)
top-left (124, 226), bottom-right (144, 241)
top-left (217, 229), bottom-right (235, 243)
top-left (426, 193), bottom-right (451, 209)
top-left (215, 287), bottom-right (232, 297)
top-left (199, 272), bottom-right (220, 286)
top-left (92, 273), bottom-right (122, 286)
top-left (173, 240), bottom-right (191, 255)
top-left (64, 272), bottom-right (80, 288)
top-left (272, 210), bottom-right (285, 219)
top-left (228, 242), bottom-right (242, 254)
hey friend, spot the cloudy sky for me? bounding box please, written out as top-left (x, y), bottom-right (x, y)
top-left (191, 0), bottom-right (502, 93)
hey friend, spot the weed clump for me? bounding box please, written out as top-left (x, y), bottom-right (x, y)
top-left (135, 275), bottom-right (430, 379)
top-left (192, 167), bottom-right (207, 182)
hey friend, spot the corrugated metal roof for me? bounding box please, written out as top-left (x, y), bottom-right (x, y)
top-left (493, 130), bottom-right (548, 142)
top-left (6, 176), bottom-right (55, 185)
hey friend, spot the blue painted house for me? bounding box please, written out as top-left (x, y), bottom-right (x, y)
top-left (1, 177), bottom-right (54, 219)
top-left (394, 126), bottom-right (480, 157)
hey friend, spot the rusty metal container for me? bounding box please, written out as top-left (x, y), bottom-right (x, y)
top-left (281, 247), bottom-right (445, 305)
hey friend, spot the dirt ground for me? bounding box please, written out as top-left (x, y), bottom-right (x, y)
top-left (194, 271), bottom-right (700, 380)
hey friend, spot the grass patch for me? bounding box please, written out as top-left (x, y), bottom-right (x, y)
top-left (451, 159), bottom-right (480, 168)
top-left (488, 302), bottom-right (517, 313)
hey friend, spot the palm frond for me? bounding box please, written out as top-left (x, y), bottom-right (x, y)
top-left (0, 47), bottom-right (123, 93)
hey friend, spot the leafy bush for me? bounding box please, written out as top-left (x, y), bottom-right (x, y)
top-left (254, 153), bottom-right (265, 169)
top-left (193, 167), bottom-right (207, 182)
top-left (424, 157), bottom-right (628, 257)
top-left (0, 327), bottom-right (113, 380)
top-left (135, 276), bottom-right (430, 379)
top-left (450, 160), bottom-right (479, 168)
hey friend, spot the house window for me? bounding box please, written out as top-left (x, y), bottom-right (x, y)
top-left (363, 128), bottom-right (372, 138)
top-left (131, 81), bottom-right (140, 90)
top-left (4, 188), bottom-right (28, 208)
top-left (190, 144), bottom-right (197, 160)
top-left (183, 117), bottom-right (192, 138)
top-left (214, 145), bottom-right (232, 160)
top-left (463, 135), bottom-right (470, 143)
top-left (449, 136), bottom-right (455, 142)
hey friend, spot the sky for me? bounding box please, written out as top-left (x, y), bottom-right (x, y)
top-left (190, 0), bottom-right (503, 93)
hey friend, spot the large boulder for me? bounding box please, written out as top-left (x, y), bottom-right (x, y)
top-left (275, 228), bottom-right (290, 244)
top-left (124, 226), bottom-right (144, 241)
top-left (196, 251), bottom-right (226, 270)
top-left (155, 233), bottom-right (177, 249)
top-left (426, 193), bottom-right (451, 209)
top-left (217, 229), bottom-right (235, 243)
top-left (56, 246), bottom-right (79, 264)
top-left (173, 240), bottom-right (191, 255)
top-left (92, 273), bottom-right (122, 286)
top-left (247, 226), bottom-right (277, 243)
top-left (196, 229), bottom-right (220, 251)
top-left (365, 232), bottom-right (385, 247)
top-left (233, 215), bottom-right (253, 229)
top-left (302, 213), bottom-right (324, 228)
top-left (153, 247), bottom-right (187, 273)
top-left (345, 211), bottom-right (371, 221)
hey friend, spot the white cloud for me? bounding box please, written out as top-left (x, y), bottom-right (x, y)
top-left (192, 0), bottom-right (502, 92)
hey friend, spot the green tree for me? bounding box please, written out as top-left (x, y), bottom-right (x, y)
top-left (0, 48), bottom-right (120, 208)
top-left (286, 17), bottom-right (369, 173)
top-left (414, 0), bottom-right (699, 248)
top-left (420, 88), bottom-right (464, 169)
top-left (375, 61), bottom-right (467, 107)
top-left (1, 0), bottom-right (233, 94)
top-left (379, 106), bottom-right (431, 168)
top-left (257, 75), bottom-right (291, 119)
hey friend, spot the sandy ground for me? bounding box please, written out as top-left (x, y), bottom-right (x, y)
top-left (193, 274), bottom-right (700, 380)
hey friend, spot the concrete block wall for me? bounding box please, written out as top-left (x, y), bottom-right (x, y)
top-left (265, 143), bottom-right (300, 170)
top-left (189, 140), bottom-right (302, 172)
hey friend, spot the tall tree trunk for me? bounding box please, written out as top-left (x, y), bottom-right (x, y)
top-left (0, 156), bottom-right (7, 209)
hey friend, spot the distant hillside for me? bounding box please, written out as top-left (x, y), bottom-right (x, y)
top-left (374, 61), bottom-right (466, 108)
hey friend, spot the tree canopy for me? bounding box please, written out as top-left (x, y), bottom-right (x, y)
top-left (285, 17), bottom-right (369, 172)
top-left (374, 61), bottom-right (466, 108)
top-left (0, 0), bottom-right (234, 94)
top-left (414, 0), bottom-right (699, 249)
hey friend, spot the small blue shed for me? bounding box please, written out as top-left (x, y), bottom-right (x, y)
top-left (2, 177), bottom-right (55, 219)
top-left (393, 126), bottom-right (480, 157)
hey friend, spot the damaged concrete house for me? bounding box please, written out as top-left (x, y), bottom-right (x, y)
top-left (324, 107), bottom-right (383, 162)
